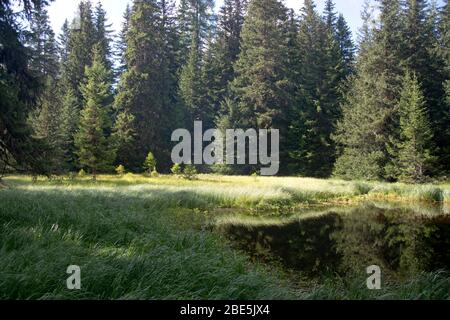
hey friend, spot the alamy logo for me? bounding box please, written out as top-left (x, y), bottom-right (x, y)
top-left (366, 265), bottom-right (381, 290)
top-left (171, 121), bottom-right (280, 176)
top-left (66, 265), bottom-right (81, 290)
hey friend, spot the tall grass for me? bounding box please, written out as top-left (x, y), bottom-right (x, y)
top-left (0, 185), bottom-right (295, 299)
top-left (369, 184), bottom-right (445, 203)
top-left (304, 271), bottom-right (450, 300)
top-left (5, 174), bottom-right (449, 206)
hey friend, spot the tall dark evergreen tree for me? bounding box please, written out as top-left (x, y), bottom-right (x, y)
top-left (75, 46), bottom-right (115, 179)
top-left (323, 0), bottom-right (337, 31)
top-left (178, 0), bottom-right (215, 127)
top-left (58, 19), bottom-right (71, 63)
top-left (401, 0), bottom-right (448, 172)
top-left (93, 2), bottom-right (113, 71)
top-left (334, 0), bottom-right (405, 180)
top-left (115, 4), bottom-right (131, 77)
top-left (393, 72), bottom-right (435, 182)
top-left (57, 1), bottom-right (116, 169)
top-left (115, 0), bottom-right (179, 171)
top-left (202, 0), bottom-right (246, 124)
top-left (28, 91), bottom-right (64, 176)
top-left (223, 0), bottom-right (291, 174)
top-left (336, 13), bottom-right (355, 75)
top-left (59, 87), bottom-right (79, 168)
top-left (30, 77), bottom-right (66, 173)
top-left (61, 0), bottom-right (96, 104)
top-left (26, 4), bottom-right (64, 173)
top-left (438, 0), bottom-right (450, 171)
top-left (288, 0), bottom-right (344, 177)
top-left (27, 5), bottom-right (59, 78)
top-left (0, 0), bottom-right (50, 179)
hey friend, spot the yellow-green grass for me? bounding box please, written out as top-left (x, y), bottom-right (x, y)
top-left (4, 174), bottom-right (449, 208)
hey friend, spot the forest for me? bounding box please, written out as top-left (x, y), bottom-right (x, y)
top-left (0, 0), bottom-right (448, 182)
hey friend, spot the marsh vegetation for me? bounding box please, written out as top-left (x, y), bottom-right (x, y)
top-left (0, 175), bottom-right (448, 299)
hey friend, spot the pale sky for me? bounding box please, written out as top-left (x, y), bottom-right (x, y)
top-left (48, 0), bottom-right (369, 40)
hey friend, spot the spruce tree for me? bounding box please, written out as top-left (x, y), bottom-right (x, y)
top-left (58, 88), bottom-right (79, 169)
top-left (27, 5), bottom-right (64, 173)
top-left (394, 72), bottom-right (435, 182)
top-left (31, 78), bottom-right (66, 174)
top-left (115, 4), bottom-right (131, 77)
top-left (230, 0), bottom-right (290, 128)
top-left (178, 0), bottom-right (215, 127)
top-left (334, 0), bottom-right (405, 180)
top-left (27, 5), bottom-right (59, 79)
top-left (111, 3), bottom-right (136, 159)
top-left (402, 0), bottom-right (448, 172)
top-left (115, 0), bottom-right (179, 171)
top-left (111, 110), bottom-right (135, 167)
top-left (225, 0), bottom-right (291, 174)
top-left (438, 0), bottom-right (450, 171)
top-left (94, 2), bottom-right (113, 71)
top-left (323, 0), bottom-right (337, 31)
top-left (336, 14), bottom-right (355, 75)
top-left (177, 0), bottom-right (193, 66)
top-left (202, 0), bottom-right (246, 122)
top-left (57, 1), bottom-right (96, 169)
top-left (61, 0), bottom-right (96, 105)
top-left (58, 19), bottom-right (71, 63)
top-left (289, 0), bottom-right (344, 177)
top-left (75, 46), bottom-right (115, 179)
top-left (0, 0), bottom-right (49, 178)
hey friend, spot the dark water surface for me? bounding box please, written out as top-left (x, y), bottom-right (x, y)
top-left (216, 202), bottom-right (450, 280)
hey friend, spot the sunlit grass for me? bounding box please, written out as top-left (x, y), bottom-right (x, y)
top-left (4, 174), bottom-right (449, 206)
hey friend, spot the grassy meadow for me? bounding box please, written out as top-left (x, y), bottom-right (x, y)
top-left (0, 174), bottom-right (449, 299)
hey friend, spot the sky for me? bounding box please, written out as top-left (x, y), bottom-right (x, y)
top-left (48, 0), bottom-right (368, 39)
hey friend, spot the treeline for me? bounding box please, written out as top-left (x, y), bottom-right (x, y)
top-left (0, 0), bottom-right (449, 182)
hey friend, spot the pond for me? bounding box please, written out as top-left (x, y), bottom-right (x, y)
top-left (215, 202), bottom-right (450, 281)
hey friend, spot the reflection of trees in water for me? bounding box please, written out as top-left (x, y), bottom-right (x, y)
top-left (334, 205), bottom-right (450, 277)
top-left (218, 204), bottom-right (449, 279)
top-left (218, 214), bottom-right (343, 276)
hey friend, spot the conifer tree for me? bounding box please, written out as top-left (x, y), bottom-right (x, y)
top-left (58, 19), bottom-right (71, 63)
top-left (178, 0), bottom-right (215, 127)
top-left (115, 4), bottom-right (131, 77)
top-left (336, 14), bottom-right (355, 75)
top-left (202, 0), bottom-right (246, 122)
top-left (27, 5), bottom-right (59, 79)
top-left (289, 0), bottom-right (344, 177)
top-left (1, 0), bottom-right (50, 178)
top-left (401, 0), bottom-right (448, 172)
top-left (115, 0), bottom-right (179, 171)
top-left (27, 4), bottom-right (63, 173)
top-left (438, 0), bottom-right (450, 170)
top-left (94, 2), bottom-right (113, 71)
top-left (61, 0), bottom-right (96, 104)
top-left (75, 46), bottom-right (115, 179)
top-left (394, 72), bottom-right (435, 182)
top-left (31, 78), bottom-right (65, 173)
top-left (323, 0), bottom-right (337, 31)
top-left (224, 0), bottom-right (291, 174)
top-left (177, 0), bottom-right (193, 66)
top-left (59, 88), bottom-right (79, 169)
top-left (334, 0), bottom-right (405, 180)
